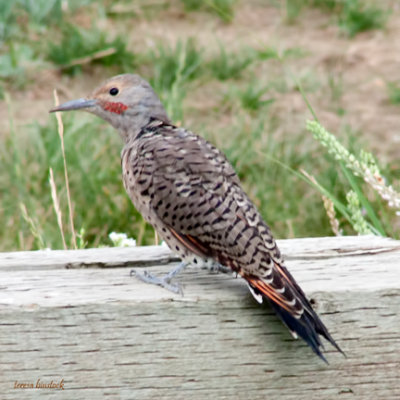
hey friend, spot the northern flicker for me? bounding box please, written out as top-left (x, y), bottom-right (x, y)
top-left (50, 74), bottom-right (344, 362)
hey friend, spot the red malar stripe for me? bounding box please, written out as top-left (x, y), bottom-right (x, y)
top-left (102, 101), bottom-right (128, 114)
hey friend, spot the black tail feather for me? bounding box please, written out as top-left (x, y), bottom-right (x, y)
top-left (267, 299), bottom-right (345, 363)
top-left (268, 301), bottom-right (327, 362)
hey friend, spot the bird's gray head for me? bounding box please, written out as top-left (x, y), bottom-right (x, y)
top-left (50, 74), bottom-right (170, 142)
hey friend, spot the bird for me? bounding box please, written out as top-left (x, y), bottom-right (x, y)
top-left (50, 73), bottom-right (344, 362)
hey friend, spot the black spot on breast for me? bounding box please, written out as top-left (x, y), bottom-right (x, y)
top-left (198, 199), bottom-right (207, 207)
top-left (156, 199), bottom-right (164, 208)
top-left (212, 216), bottom-right (224, 224)
top-left (204, 208), bottom-right (214, 216)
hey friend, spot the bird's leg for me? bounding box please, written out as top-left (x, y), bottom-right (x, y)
top-left (204, 261), bottom-right (231, 274)
top-left (130, 262), bottom-right (188, 295)
top-left (131, 260), bottom-right (230, 294)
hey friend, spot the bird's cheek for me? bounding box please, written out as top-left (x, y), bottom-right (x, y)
top-left (101, 100), bottom-right (128, 115)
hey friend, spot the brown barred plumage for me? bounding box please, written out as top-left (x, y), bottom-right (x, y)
top-left (50, 74), bottom-right (344, 362)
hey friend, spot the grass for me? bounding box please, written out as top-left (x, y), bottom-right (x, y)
top-left (387, 82), bottom-right (400, 105)
top-left (0, 0), bottom-right (18, 43)
top-left (0, 43), bottom-right (36, 91)
top-left (338, 0), bottom-right (388, 37)
top-left (0, 0), bottom-right (399, 251)
top-left (305, 120), bottom-right (398, 237)
top-left (47, 25), bottom-right (135, 74)
top-left (207, 44), bottom-right (255, 81)
top-left (0, 0), bottom-right (113, 92)
top-left (0, 105), bottom-right (155, 251)
top-left (17, 0), bottom-right (62, 25)
top-left (223, 83), bottom-right (275, 112)
top-left (180, 0), bottom-right (237, 22)
top-left (146, 39), bottom-right (203, 121)
top-left (283, 0), bottom-right (389, 36)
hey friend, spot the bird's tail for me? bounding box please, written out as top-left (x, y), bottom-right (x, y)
top-left (268, 297), bottom-right (343, 363)
top-left (245, 267), bottom-right (345, 363)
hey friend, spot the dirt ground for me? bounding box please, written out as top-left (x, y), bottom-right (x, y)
top-left (2, 1), bottom-right (400, 163)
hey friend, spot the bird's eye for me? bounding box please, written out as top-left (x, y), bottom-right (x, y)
top-left (109, 87), bottom-right (119, 96)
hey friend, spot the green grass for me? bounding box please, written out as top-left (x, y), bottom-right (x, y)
top-left (387, 82), bottom-right (400, 105)
top-left (0, 0), bottom-right (18, 43)
top-left (0, 0), bottom-right (115, 92)
top-left (0, 0), bottom-right (90, 43)
top-left (0, 109), bottom-right (155, 251)
top-left (146, 38), bottom-right (203, 122)
top-left (283, 0), bottom-right (389, 36)
top-left (180, 0), bottom-right (237, 22)
top-left (207, 44), bottom-right (255, 81)
top-left (47, 25), bottom-right (135, 74)
top-left (17, 0), bottom-right (62, 25)
top-left (338, 0), bottom-right (388, 37)
top-left (223, 83), bottom-right (275, 112)
top-left (0, 43), bottom-right (36, 91)
top-left (0, 0), bottom-right (399, 251)
top-left (304, 120), bottom-right (398, 237)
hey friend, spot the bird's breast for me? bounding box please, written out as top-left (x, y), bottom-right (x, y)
top-left (121, 145), bottom-right (152, 214)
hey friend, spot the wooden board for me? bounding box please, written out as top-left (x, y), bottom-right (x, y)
top-left (1, 236), bottom-right (400, 399)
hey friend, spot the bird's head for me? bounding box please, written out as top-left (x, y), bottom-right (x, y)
top-left (50, 74), bottom-right (169, 142)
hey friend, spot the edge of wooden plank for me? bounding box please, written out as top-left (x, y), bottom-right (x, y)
top-left (0, 235), bottom-right (399, 271)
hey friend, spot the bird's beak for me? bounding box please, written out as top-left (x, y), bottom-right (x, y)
top-left (49, 98), bottom-right (96, 113)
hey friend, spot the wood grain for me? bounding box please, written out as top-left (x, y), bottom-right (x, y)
top-left (1, 236), bottom-right (399, 399)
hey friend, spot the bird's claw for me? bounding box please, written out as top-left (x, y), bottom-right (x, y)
top-left (130, 269), bottom-right (183, 295)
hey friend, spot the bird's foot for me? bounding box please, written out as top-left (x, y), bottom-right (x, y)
top-left (131, 270), bottom-right (183, 294)
top-left (130, 262), bottom-right (187, 295)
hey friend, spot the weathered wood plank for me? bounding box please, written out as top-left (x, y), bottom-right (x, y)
top-left (0, 236), bottom-right (400, 399)
top-left (0, 244), bottom-right (179, 271)
top-left (1, 235), bottom-right (399, 271)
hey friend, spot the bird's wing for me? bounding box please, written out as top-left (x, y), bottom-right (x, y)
top-left (139, 127), bottom-right (302, 312)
